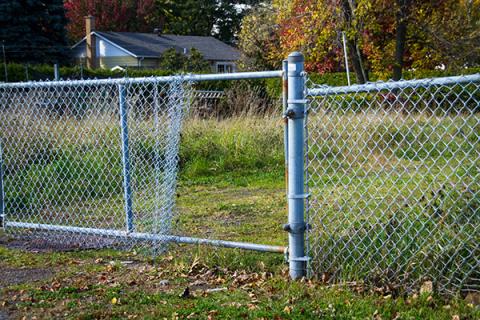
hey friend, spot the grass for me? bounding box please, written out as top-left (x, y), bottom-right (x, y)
top-left (306, 109), bottom-right (479, 293)
top-left (0, 108), bottom-right (479, 318)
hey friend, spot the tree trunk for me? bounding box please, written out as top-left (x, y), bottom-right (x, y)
top-left (347, 41), bottom-right (367, 84)
top-left (342, 0), bottom-right (368, 84)
top-left (393, 0), bottom-right (411, 81)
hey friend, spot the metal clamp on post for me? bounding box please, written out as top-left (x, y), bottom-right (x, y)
top-left (283, 222), bottom-right (311, 234)
top-left (286, 52), bottom-right (307, 280)
top-left (285, 100), bottom-right (308, 119)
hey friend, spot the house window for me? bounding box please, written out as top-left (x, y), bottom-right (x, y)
top-left (217, 63), bottom-right (234, 73)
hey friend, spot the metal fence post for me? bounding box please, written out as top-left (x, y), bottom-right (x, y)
top-left (285, 52), bottom-right (307, 279)
top-left (54, 64), bottom-right (59, 81)
top-left (119, 84), bottom-right (134, 232)
top-left (282, 60), bottom-right (289, 197)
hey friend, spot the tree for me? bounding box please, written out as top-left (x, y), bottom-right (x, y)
top-left (65, 0), bottom-right (256, 44)
top-left (64, 0), bottom-right (157, 41)
top-left (269, 0), bottom-right (480, 80)
top-left (392, 0), bottom-right (411, 81)
top-left (412, 0), bottom-right (480, 69)
top-left (155, 0), bottom-right (258, 44)
top-left (214, 0), bottom-right (243, 45)
top-left (158, 48), bottom-right (186, 71)
top-left (158, 0), bottom-right (217, 36)
top-left (340, 0), bottom-right (369, 83)
top-left (272, 0), bottom-right (344, 74)
top-left (237, 5), bottom-right (279, 70)
top-left (0, 0), bottom-right (69, 64)
top-left (184, 48), bottom-right (210, 72)
top-left (158, 47), bottom-right (210, 72)
top-left (214, 0), bottom-right (264, 44)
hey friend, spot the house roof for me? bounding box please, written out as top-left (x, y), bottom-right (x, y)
top-left (73, 31), bottom-right (240, 61)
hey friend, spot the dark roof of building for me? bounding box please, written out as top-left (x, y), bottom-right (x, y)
top-left (73, 31), bottom-right (240, 61)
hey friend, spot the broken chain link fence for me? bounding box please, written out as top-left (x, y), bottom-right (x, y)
top-left (305, 74), bottom-right (480, 295)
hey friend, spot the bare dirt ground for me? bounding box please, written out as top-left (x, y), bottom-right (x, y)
top-left (0, 234), bottom-right (57, 319)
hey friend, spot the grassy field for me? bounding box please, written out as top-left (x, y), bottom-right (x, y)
top-left (0, 112), bottom-right (479, 319)
top-left (1, 176), bottom-right (479, 319)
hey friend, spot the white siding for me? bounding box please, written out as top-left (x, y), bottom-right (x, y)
top-left (73, 38), bottom-right (132, 58)
top-left (97, 38), bottom-right (130, 57)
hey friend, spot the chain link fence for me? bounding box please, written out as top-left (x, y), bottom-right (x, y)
top-left (305, 74), bottom-right (480, 295)
top-left (0, 77), bottom-right (192, 251)
top-left (0, 70), bottom-right (286, 255)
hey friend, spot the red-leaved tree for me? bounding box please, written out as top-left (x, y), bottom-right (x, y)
top-left (64, 0), bottom-right (157, 41)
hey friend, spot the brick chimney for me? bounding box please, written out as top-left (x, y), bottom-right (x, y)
top-left (85, 15), bottom-right (97, 69)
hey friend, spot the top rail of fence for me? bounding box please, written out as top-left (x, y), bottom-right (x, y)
top-left (0, 70), bottom-right (283, 89)
top-left (307, 73), bottom-right (480, 96)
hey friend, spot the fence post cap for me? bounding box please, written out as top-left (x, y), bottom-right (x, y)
top-left (287, 52), bottom-right (304, 63)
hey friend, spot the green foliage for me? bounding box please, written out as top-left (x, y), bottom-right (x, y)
top-left (0, 63), bottom-right (173, 82)
top-left (158, 47), bottom-right (210, 73)
top-left (0, 0), bottom-right (69, 64)
top-left (154, 0), bottom-right (256, 44)
top-left (183, 48), bottom-right (210, 72)
top-left (158, 0), bottom-right (217, 37)
top-left (237, 5), bottom-right (279, 71)
top-left (158, 48), bottom-right (186, 71)
top-left (179, 117), bottom-right (284, 178)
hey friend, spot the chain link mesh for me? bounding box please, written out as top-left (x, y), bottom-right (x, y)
top-left (305, 75), bottom-right (479, 295)
top-left (0, 77), bottom-right (192, 251)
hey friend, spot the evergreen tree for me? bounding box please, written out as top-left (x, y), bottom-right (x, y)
top-left (184, 48), bottom-right (210, 72)
top-left (0, 0), bottom-right (69, 64)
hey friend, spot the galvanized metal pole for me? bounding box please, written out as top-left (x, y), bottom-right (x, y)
top-left (285, 52), bottom-right (307, 279)
top-left (54, 64), bottom-right (59, 81)
top-left (119, 84), bottom-right (134, 232)
top-left (282, 60), bottom-right (289, 198)
top-left (2, 42), bottom-right (7, 82)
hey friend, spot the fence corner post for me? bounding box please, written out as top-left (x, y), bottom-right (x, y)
top-left (285, 52), bottom-right (307, 280)
top-left (119, 84), bottom-right (134, 232)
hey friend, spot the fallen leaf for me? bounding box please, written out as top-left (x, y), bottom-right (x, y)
top-left (283, 306), bottom-right (292, 314)
top-left (223, 302), bottom-right (242, 308)
top-left (205, 287), bottom-right (228, 293)
top-left (464, 292), bottom-right (480, 306)
top-left (420, 281), bottom-right (433, 294)
top-left (247, 303), bottom-right (258, 310)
